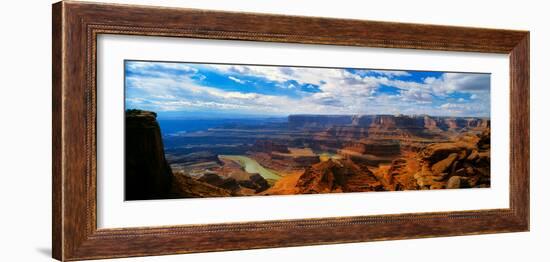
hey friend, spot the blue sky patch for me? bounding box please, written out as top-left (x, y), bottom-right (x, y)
top-left (124, 61), bottom-right (490, 117)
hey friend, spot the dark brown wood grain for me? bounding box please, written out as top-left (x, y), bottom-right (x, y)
top-left (52, 3), bottom-right (63, 260)
top-left (52, 1), bottom-right (530, 261)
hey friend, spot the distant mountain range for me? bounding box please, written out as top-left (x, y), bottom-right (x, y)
top-left (288, 114), bottom-right (490, 131)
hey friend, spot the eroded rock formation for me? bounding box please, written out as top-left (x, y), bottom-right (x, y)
top-left (383, 128), bottom-right (491, 190)
top-left (295, 158), bottom-right (383, 194)
top-left (252, 140), bottom-right (290, 153)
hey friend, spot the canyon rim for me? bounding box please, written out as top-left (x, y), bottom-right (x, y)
top-left (124, 60), bottom-right (491, 200)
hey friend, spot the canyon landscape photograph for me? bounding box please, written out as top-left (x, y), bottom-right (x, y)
top-left (124, 60), bottom-right (491, 200)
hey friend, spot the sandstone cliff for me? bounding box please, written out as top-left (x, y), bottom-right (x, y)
top-left (125, 109), bottom-right (173, 200)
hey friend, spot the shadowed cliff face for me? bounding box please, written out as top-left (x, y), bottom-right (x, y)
top-left (125, 110), bottom-right (173, 200)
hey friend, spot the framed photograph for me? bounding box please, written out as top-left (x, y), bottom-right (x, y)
top-left (52, 1), bottom-right (529, 261)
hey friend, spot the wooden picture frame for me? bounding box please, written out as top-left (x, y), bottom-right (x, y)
top-left (52, 1), bottom-right (529, 261)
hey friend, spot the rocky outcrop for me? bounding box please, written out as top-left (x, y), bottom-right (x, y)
top-left (238, 174), bottom-right (270, 193)
top-left (269, 148), bottom-right (321, 169)
top-left (419, 141), bottom-right (476, 164)
top-left (370, 115), bottom-right (398, 129)
top-left (413, 129), bottom-right (491, 189)
top-left (423, 116), bottom-right (439, 130)
top-left (466, 118), bottom-right (490, 129)
top-left (446, 176), bottom-right (462, 189)
top-left (125, 109), bottom-right (173, 200)
top-left (197, 171), bottom-right (270, 194)
top-left (198, 173), bottom-right (240, 192)
top-left (431, 153), bottom-right (458, 174)
top-left (340, 140), bottom-right (401, 157)
top-left (295, 158), bottom-right (382, 194)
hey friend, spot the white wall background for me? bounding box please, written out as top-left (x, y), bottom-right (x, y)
top-left (0, 0), bottom-right (546, 261)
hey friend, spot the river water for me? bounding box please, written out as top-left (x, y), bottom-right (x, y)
top-left (218, 155), bottom-right (281, 181)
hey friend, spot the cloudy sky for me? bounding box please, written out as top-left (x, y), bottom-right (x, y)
top-left (125, 60), bottom-right (490, 118)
